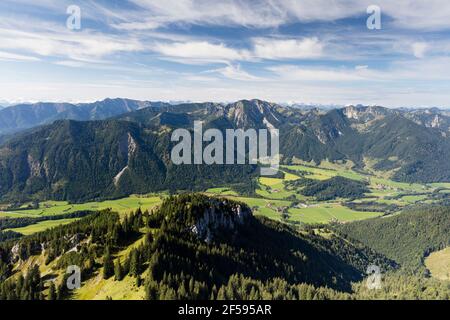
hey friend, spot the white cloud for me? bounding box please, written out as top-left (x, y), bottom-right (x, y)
top-left (113, 20), bottom-right (162, 31)
top-left (151, 38), bottom-right (324, 64)
top-left (214, 64), bottom-right (260, 81)
top-left (0, 27), bottom-right (144, 62)
top-left (119, 0), bottom-right (450, 31)
top-left (54, 60), bottom-right (87, 68)
top-left (379, 1), bottom-right (450, 30)
top-left (2, 0), bottom-right (450, 108)
top-left (0, 51), bottom-right (40, 62)
top-left (412, 42), bottom-right (428, 58)
top-left (269, 65), bottom-right (365, 82)
top-left (125, 0), bottom-right (287, 29)
top-left (153, 41), bottom-right (250, 63)
top-left (253, 38), bottom-right (323, 60)
top-left (269, 57), bottom-right (450, 83)
top-left (7, 0), bottom-right (450, 32)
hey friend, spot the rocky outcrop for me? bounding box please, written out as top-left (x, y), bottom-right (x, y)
top-left (343, 105), bottom-right (392, 123)
top-left (9, 233), bottom-right (86, 263)
top-left (10, 242), bottom-right (41, 263)
top-left (114, 133), bottom-right (137, 186)
top-left (190, 202), bottom-right (252, 243)
top-left (27, 154), bottom-right (42, 178)
top-left (64, 233), bottom-right (85, 249)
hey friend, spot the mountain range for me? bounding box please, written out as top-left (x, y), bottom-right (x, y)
top-left (1, 99), bottom-right (450, 202)
top-left (0, 98), bottom-right (169, 136)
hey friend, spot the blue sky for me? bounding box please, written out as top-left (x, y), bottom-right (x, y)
top-left (1, 0), bottom-right (450, 107)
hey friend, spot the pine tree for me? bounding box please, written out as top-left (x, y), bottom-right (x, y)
top-left (114, 260), bottom-right (123, 281)
top-left (103, 247), bottom-right (114, 279)
top-left (129, 249), bottom-right (141, 277)
top-left (48, 282), bottom-right (56, 300)
top-left (136, 275), bottom-right (142, 287)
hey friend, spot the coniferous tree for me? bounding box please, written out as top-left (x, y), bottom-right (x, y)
top-left (103, 247), bottom-right (114, 280)
top-left (129, 249), bottom-right (141, 277)
top-left (48, 282), bottom-right (56, 300)
top-left (114, 260), bottom-right (124, 281)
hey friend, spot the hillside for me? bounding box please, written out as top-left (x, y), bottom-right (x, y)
top-left (0, 120), bottom-right (257, 202)
top-left (300, 176), bottom-right (370, 201)
top-left (0, 194), bottom-right (400, 300)
top-left (333, 205), bottom-right (450, 272)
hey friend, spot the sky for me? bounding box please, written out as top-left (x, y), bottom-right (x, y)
top-left (1, 0), bottom-right (450, 108)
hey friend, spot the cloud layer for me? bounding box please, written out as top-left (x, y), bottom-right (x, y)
top-left (0, 0), bottom-right (450, 107)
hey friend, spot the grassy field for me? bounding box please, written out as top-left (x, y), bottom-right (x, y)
top-left (425, 247), bottom-right (450, 281)
top-left (204, 187), bottom-right (238, 196)
top-left (224, 196), bottom-right (291, 221)
top-left (204, 161), bottom-right (447, 225)
top-left (1, 195), bottom-right (163, 236)
top-left (5, 218), bottom-right (80, 236)
top-left (289, 204), bottom-right (382, 224)
top-left (0, 195), bottom-right (162, 218)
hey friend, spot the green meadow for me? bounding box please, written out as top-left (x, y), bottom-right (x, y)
top-left (425, 247), bottom-right (450, 281)
top-left (1, 196), bottom-right (163, 236)
top-left (0, 195), bottom-right (162, 218)
top-left (5, 219), bottom-right (80, 236)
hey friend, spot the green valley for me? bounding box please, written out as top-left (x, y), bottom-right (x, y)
top-left (1, 161), bottom-right (448, 237)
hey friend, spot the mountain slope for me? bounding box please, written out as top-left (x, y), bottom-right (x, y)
top-left (0, 120), bottom-right (257, 202)
top-left (333, 205), bottom-right (450, 272)
top-left (280, 106), bottom-right (450, 182)
top-left (0, 194), bottom-right (398, 300)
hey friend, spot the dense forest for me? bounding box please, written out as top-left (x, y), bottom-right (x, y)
top-left (0, 195), bottom-right (448, 300)
top-left (297, 176), bottom-right (370, 200)
top-left (333, 205), bottom-right (450, 272)
top-left (0, 119), bottom-right (258, 203)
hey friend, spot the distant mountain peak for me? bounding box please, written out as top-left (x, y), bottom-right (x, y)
top-left (224, 99), bottom-right (282, 129)
top-left (342, 105), bottom-right (394, 122)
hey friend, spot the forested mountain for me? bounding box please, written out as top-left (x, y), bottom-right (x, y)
top-left (405, 108), bottom-right (450, 132)
top-left (0, 120), bottom-right (257, 202)
top-left (1, 99), bottom-right (450, 202)
top-left (117, 100), bottom-right (450, 183)
top-left (333, 205), bottom-right (450, 272)
top-left (0, 194), bottom-right (401, 300)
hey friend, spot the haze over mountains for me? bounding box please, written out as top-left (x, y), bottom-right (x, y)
top-left (0, 99), bottom-right (169, 135)
top-left (1, 98), bottom-right (450, 202)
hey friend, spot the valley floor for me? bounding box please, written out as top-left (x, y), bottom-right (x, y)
top-left (1, 161), bottom-right (448, 234)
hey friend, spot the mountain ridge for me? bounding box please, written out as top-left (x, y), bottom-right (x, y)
top-left (0, 98), bottom-right (170, 135)
top-left (1, 99), bottom-right (450, 202)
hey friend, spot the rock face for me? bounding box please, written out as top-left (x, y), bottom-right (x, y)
top-left (343, 105), bottom-right (392, 122)
top-left (225, 99), bottom-right (282, 129)
top-left (8, 233), bottom-right (86, 263)
top-left (10, 243), bottom-right (20, 263)
top-left (9, 242), bottom-right (41, 263)
top-left (189, 201), bottom-right (252, 243)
